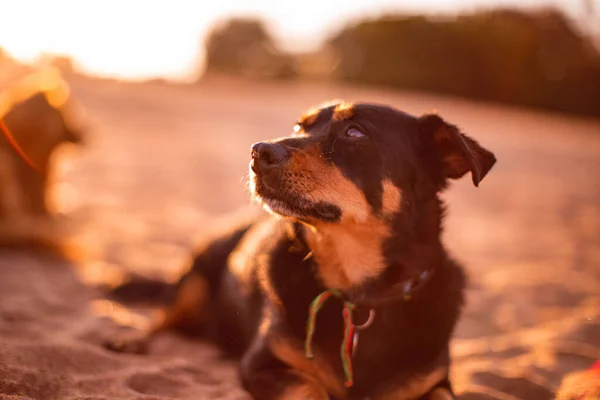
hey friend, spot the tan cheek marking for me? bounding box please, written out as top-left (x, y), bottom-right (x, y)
top-left (288, 146), bottom-right (370, 223)
top-left (377, 366), bottom-right (447, 400)
top-left (318, 163), bottom-right (370, 222)
top-left (381, 179), bottom-right (402, 215)
top-left (269, 336), bottom-right (346, 399)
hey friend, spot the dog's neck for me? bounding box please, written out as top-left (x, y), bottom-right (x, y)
top-left (303, 216), bottom-right (393, 291)
top-left (301, 197), bottom-right (445, 294)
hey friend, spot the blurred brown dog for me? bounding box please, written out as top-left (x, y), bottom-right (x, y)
top-left (0, 67), bottom-right (86, 246)
top-left (105, 101), bottom-right (496, 399)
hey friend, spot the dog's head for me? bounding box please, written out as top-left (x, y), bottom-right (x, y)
top-left (35, 68), bottom-right (87, 147)
top-left (249, 102), bottom-right (495, 227)
top-left (2, 67), bottom-right (87, 151)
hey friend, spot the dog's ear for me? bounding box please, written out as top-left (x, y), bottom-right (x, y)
top-left (419, 114), bottom-right (496, 187)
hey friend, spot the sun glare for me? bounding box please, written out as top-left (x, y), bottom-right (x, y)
top-left (1, 0), bottom-right (212, 81)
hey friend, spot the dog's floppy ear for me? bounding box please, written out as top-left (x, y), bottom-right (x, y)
top-left (419, 114), bottom-right (496, 187)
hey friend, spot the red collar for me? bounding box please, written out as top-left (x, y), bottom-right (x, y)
top-left (0, 118), bottom-right (41, 173)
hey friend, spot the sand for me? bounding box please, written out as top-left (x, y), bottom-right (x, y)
top-left (0, 71), bottom-right (599, 399)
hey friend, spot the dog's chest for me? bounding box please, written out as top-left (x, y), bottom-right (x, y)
top-left (259, 225), bottom-right (446, 396)
top-left (265, 255), bottom-right (402, 391)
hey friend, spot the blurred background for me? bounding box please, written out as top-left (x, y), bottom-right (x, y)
top-left (0, 1), bottom-right (599, 399)
top-left (2, 0), bottom-right (600, 115)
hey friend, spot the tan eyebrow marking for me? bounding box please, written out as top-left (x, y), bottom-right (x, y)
top-left (333, 102), bottom-right (354, 121)
top-left (299, 109), bottom-right (320, 129)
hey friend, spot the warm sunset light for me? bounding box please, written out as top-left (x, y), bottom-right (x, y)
top-left (1, 0), bottom-right (592, 81)
top-left (1, 0), bottom-right (599, 398)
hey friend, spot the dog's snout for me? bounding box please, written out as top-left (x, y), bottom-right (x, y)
top-left (251, 142), bottom-right (289, 168)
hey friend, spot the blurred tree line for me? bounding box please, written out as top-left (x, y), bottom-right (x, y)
top-left (330, 9), bottom-right (600, 117)
top-left (204, 9), bottom-right (600, 118)
top-left (204, 18), bottom-right (296, 80)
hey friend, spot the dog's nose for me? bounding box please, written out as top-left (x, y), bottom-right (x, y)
top-left (251, 142), bottom-right (289, 167)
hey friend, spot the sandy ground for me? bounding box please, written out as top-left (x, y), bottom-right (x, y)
top-left (0, 71), bottom-right (599, 399)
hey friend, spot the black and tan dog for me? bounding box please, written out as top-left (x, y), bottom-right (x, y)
top-left (105, 102), bottom-right (496, 399)
top-left (0, 67), bottom-right (85, 246)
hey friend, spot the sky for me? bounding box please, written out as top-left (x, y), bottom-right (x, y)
top-left (0, 0), bottom-right (597, 82)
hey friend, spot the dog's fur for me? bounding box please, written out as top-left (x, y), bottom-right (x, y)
top-left (0, 67), bottom-right (86, 246)
top-left (105, 102), bottom-right (496, 400)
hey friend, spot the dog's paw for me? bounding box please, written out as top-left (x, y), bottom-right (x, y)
top-left (103, 331), bottom-right (150, 354)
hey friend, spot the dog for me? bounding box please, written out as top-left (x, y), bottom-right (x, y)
top-left (0, 67), bottom-right (86, 246)
top-left (104, 102), bottom-right (496, 399)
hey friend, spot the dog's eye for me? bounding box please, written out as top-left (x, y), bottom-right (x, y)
top-left (293, 123), bottom-right (302, 134)
top-left (346, 127), bottom-right (366, 138)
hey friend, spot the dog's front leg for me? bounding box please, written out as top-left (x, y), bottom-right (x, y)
top-left (241, 336), bottom-right (330, 400)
